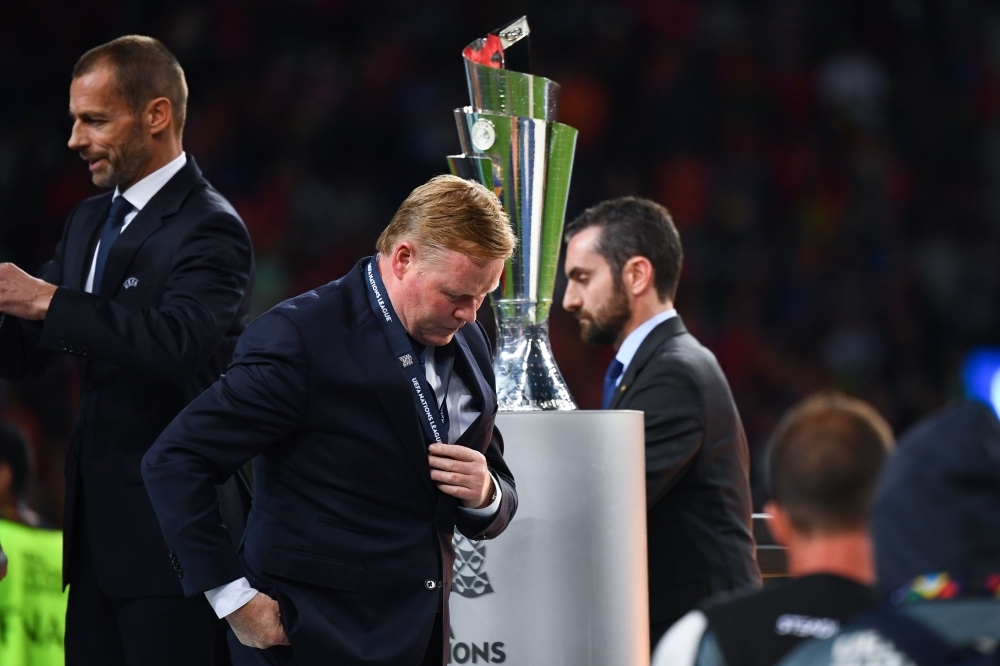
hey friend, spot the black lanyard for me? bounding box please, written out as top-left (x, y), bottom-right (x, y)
top-left (364, 257), bottom-right (449, 444)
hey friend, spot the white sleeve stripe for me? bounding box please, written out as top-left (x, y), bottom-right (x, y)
top-left (652, 610), bottom-right (709, 666)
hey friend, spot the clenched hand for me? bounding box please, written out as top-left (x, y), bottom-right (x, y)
top-left (226, 591), bottom-right (290, 649)
top-left (0, 263), bottom-right (57, 320)
top-left (428, 443), bottom-right (494, 509)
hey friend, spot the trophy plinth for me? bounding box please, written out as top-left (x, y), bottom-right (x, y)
top-left (447, 16), bottom-right (577, 411)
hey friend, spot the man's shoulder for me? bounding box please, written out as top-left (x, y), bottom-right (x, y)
top-left (235, 282), bottom-right (347, 358)
top-left (650, 327), bottom-right (718, 373)
top-left (638, 325), bottom-right (733, 401)
top-left (780, 599), bottom-right (1000, 666)
top-left (704, 575), bottom-right (879, 640)
top-left (184, 179), bottom-right (242, 221)
top-left (265, 281), bottom-right (345, 325)
top-left (259, 262), bottom-right (367, 327)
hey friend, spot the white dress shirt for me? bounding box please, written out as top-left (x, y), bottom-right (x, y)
top-left (84, 152), bottom-right (188, 293)
top-left (205, 338), bottom-right (503, 618)
top-left (613, 308), bottom-right (678, 386)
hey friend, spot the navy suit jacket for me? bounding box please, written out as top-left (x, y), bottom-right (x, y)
top-left (142, 258), bottom-right (517, 665)
top-left (0, 156), bottom-right (254, 597)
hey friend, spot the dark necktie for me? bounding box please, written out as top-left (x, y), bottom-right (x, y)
top-left (92, 195), bottom-right (134, 293)
top-left (602, 358), bottom-right (625, 409)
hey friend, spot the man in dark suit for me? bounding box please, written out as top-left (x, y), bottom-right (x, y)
top-left (142, 174), bottom-right (518, 665)
top-left (0, 36), bottom-right (254, 665)
top-left (562, 197), bottom-right (761, 645)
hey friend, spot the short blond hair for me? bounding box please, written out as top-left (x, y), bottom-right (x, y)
top-left (376, 175), bottom-right (515, 261)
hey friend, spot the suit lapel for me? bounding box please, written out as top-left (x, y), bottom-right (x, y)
top-left (609, 315), bottom-right (687, 409)
top-left (340, 263), bottom-right (437, 500)
top-left (98, 207), bottom-right (164, 297)
top-left (97, 158), bottom-right (202, 298)
top-left (451, 331), bottom-right (496, 448)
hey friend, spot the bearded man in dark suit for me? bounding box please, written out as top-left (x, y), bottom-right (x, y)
top-left (0, 36), bottom-right (254, 665)
top-left (562, 197), bottom-right (761, 645)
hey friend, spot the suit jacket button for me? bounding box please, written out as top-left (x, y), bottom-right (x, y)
top-left (84, 380), bottom-right (95, 391)
top-left (424, 579), bottom-right (437, 590)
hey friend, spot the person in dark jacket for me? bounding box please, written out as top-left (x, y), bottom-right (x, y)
top-left (0, 36), bottom-right (254, 665)
top-left (779, 400), bottom-right (1000, 666)
top-left (653, 393), bottom-right (893, 666)
top-left (562, 196), bottom-right (761, 644)
top-left (142, 175), bottom-right (518, 666)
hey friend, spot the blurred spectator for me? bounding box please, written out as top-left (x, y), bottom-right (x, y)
top-left (780, 400), bottom-right (1000, 665)
top-left (0, 422), bottom-right (67, 665)
top-left (653, 393), bottom-right (893, 666)
top-left (0, 422), bottom-right (43, 527)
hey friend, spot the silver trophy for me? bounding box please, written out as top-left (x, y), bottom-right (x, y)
top-left (448, 16), bottom-right (577, 411)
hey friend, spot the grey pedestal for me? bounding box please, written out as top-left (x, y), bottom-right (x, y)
top-left (450, 410), bottom-right (649, 665)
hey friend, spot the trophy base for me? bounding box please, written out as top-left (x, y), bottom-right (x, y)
top-left (493, 316), bottom-right (575, 411)
top-left (450, 410), bottom-right (650, 665)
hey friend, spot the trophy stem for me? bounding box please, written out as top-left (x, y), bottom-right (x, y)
top-left (492, 299), bottom-right (575, 411)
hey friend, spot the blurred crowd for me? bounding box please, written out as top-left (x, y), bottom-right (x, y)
top-left (3, 0), bottom-right (1000, 524)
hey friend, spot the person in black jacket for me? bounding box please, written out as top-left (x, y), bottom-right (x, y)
top-left (0, 36), bottom-right (254, 665)
top-left (142, 175), bottom-right (518, 666)
top-left (562, 196), bottom-right (761, 644)
top-left (653, 393), bottom-right (892, 666)
top-left (778, 400), bottom-right (1000, 666)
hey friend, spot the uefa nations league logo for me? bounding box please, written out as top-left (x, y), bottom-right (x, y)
top-left (452, 534), bottom-right (493, 598)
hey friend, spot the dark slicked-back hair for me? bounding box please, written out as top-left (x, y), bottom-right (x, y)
top-left (73, 35), bottom-right (188, 135)
top-left (0, 423), bottom-right (30, 497)
top-left (768, 393), bottom-right (894, 535)
top-left (564, 196), bottom-right (683, 301)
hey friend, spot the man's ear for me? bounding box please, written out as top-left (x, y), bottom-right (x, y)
top-left (621, 256), bottom-right (655, 298)
top-left (145, 97), bottom-right (174, 136)
top-left (390, 242), bottom-right (416, 281)
top-left (764, 500), bottom-right (793, 548)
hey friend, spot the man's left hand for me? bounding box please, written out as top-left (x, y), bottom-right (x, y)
top-left (0, 263), bottom-right (57, 320)
top-left (428, 444), bottom-right (494, 509)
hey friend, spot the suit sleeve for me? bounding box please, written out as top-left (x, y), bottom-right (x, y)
top-left (38, 211), bottom-right (253, 384)
top-left (142, 310), bottom-right (308, 596)
top-left (0, 206), bottom-right (76, 380)
top-left (455, 425), bottom-right (517, 541)
top-left (627, 360), bottom-right (705, 507)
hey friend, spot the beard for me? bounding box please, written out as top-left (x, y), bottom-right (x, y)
top-left (574, 283), bottom-right (631, 346)
top-left (86, 123), bottom-right (149, 188)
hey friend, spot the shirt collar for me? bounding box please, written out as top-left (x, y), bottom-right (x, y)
top-left (615, 308), bottom-right (677, 374)
top-left (113, 152), bottom-right (187, 211)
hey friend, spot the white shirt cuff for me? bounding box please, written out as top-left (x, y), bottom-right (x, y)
top-left (204, 577), bottom-right (258, 619)
top-left (458, 471), bottom-right (503, 517)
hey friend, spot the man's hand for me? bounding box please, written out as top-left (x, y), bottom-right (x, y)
top-left (428, 443), bottom-right (494, 509)
top-left (0, 263), bottom-right (57, 320)
top-left (226, 591), bottom-right (290, 649)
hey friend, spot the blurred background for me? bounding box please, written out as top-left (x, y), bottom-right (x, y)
top-left (2, 0), bottom-right (1000, 523)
